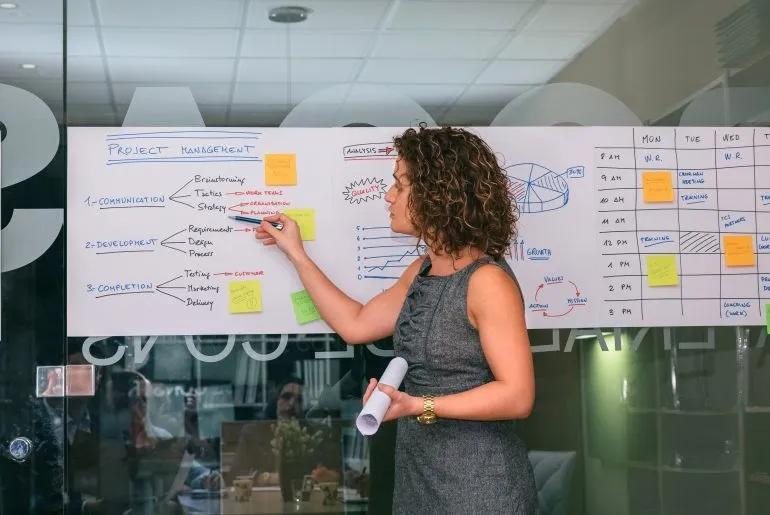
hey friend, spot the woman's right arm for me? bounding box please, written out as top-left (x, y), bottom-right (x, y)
top-left (256, 213), bottom-right (422, 344)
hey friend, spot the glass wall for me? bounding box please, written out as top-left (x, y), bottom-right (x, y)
top-left (1, 0), bottom-right (769, 514)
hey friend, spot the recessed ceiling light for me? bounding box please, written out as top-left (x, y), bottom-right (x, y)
top-left (20, 63), bottom-right (36, 70)
top-left (0, 3), bottom-right (18, 9)
top-left (268, 6), bottom-right (311, 23)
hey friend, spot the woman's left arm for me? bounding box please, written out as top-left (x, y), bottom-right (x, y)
top-left (375, 265), bottom-right (534, 421)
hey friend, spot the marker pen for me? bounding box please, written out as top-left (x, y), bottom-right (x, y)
top-left (228, 215), bottom-right (284, 230)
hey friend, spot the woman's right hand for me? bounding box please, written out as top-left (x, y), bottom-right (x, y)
top-left (254, 213), bottom-right (306, 262)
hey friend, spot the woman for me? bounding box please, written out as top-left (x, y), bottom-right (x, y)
top-left (256, 126), bottom-right (537, 514)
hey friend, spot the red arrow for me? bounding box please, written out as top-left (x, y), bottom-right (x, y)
top-left (544, 306), bottom-right (575, 318)
top-left (568, 280), bottom-right (580, 296)
top-left (535, 284), bottom-right (544, 301)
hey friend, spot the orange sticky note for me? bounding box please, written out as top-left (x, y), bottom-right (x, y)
top-left (723, 235), bottom-right (755, 266)
top-left (264, 154), bottom-right (297, 185)
top-left (642, 171), bottom-right (674, 202)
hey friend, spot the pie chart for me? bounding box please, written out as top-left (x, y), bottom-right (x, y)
top-left (506, 163), bottom-right (569, 213)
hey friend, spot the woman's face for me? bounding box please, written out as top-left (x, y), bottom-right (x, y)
top-left (385, 158), bottom-right (417, 236)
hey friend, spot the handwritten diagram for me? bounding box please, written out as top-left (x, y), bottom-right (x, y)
top-left (505, 163), bottom-right (584, 213)
top-left (69, 126), bottom-right (770, 334)
top-left (528, 275), bottom-right (588, 318)
top-left (355, 226), bottom-right (423, 280)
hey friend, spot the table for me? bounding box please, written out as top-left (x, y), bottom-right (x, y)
top-left (178, 486), bottom-right (368, 515)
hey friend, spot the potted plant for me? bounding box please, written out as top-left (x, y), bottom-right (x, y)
top-left (270, 419), bottom-right (324, 502)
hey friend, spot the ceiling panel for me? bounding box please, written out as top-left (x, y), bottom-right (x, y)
top-left (0, 54), bottom-right (63, 79)
top-left (68, 81), bottom-right (112, 104)
top-left (198, 104), bottom-right (229, 126)
top-left (237, 58), bottom-right (288, 82)
top-left (227, 104), bottom-right (291, 126)
top-left (67, 0), bottom-right (96, 26)
top-left (389, 1), bottom-right (533, 31)
top-left (232, 82), bottom-right (288, 104)
top-left (290, 82), bottom-right (347, 104)
top-left (373, 31), bottom-right (507, 60)
top-left (545, 0), bottom-right (629, 3)
top-left (291, 58), bottom-right (361, 82)
top-left (112, 82), bottom-right (232, 105)
top-left (67, 26), bottom-right (101, 56)
top-left (422, 104), bottom-right (450, 120)
top-left (476, 59), bottom-right (565, 84)
top-left (241, 30), bottom-right (287, 57)
top-left (3, 79), bottom-right (62, 103)
top-left (107, 57), bottom-right (233, 82)
top-left (67, 104), bottom-right (117, 125)
top-left (525, 3), bottom-right (624, 32)
top-left (0, 2), bottom-right (63, 24)
top-left (499, 32), bottom-right (590, 59)
top-left (102, 28), bottom-right (239, 57)
top-left (441, 104), bottom-right (503, 125)
top-left (247, 1), bottom-right (390, 30)
top-left (457, 84), bottom-right (531, 105)
top-left (290, 31), bottom-right (374, 58)
top-left (359, 58), bottom-right (486, 84)
top-left (67, 56), bottom-right (106, 81)
top-left (389, 84), bottom-right (465, 104)
top-left (97, 0), bottom-right (243, 28)
top-left (0, 24), bottom-right (62, 53)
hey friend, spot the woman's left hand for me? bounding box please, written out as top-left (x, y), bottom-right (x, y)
top-left (363, 379), bottom-right (422, 422)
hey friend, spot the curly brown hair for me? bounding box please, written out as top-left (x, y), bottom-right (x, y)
top-left (393, 125), bottom-right (518, 260)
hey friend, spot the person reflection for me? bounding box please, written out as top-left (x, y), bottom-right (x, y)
top-left (99, 370), bottom-right (220, 514)
top-left (230, 376), bottom-right (340, 487)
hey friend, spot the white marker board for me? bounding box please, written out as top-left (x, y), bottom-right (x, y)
top-left (67, 126), bottom-right (770, 336)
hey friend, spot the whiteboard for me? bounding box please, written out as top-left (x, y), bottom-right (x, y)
top-left (67, 126), bottom-right (770, 336)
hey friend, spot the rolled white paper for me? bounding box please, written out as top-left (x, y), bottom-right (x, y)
top-left (356, 357), bottom-right (408, 436)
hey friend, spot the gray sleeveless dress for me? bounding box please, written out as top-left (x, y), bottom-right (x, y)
top-left (392, 256), bottom-right (537, 515)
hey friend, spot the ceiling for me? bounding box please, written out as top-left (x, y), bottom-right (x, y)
top-left (0, 0), bottom-right (635, 126)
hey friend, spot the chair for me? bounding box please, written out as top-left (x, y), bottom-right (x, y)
top-left (528, 450), bottom-right (577, 515)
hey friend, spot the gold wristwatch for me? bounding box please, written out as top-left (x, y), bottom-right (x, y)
top-left (416, 395), bottom-right (437, 425)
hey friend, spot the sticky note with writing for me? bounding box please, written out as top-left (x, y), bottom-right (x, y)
top-left (291, 290), bottom-right (321, 325)
top-left (723, 235), bottom-right (755, 266)
top-left (642, 171), bottom-right (674, 202)
top-left (646, 255), bottom-right (678, 286)
top-left (229, 280), bottom-right (262, 314)
top-left (264, 153), bottom-right (297, 185)
top-left (283, 208), bottom-right (315, 240)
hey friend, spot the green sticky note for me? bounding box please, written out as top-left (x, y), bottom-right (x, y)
top-left (766, 304), bottom-right (770, 334)
top-left (646, 255), bottom-right (678, 286)
top-left (229, 280), bottom-right (262, 314)
top-left (291, 290), bottom-right (321, 325)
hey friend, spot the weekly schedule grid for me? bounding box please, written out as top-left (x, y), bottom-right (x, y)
top-left (595, 127), bottom-right (770, 326)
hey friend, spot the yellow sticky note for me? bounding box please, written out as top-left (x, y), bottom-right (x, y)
top-left (291, 290), bottom-right (321, 325)
top-left (642, 171), bottom-right (674, 202)
top-left (229, 280), bottom-right (262, 314)
top-left (724, 235), bottom-right (755, 266)
top-left (264, 153), bottom-right (297, 185)
top-left (646, 255), bottom-right (678, 286)
top-left (283, 208), bottom-right (315, 241)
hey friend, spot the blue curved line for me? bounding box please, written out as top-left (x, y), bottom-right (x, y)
top-left (643, 240), bottom-right (675, 248)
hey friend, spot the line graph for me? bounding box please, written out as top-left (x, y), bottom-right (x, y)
top-left (356, 226), bottom-right (423, 280)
